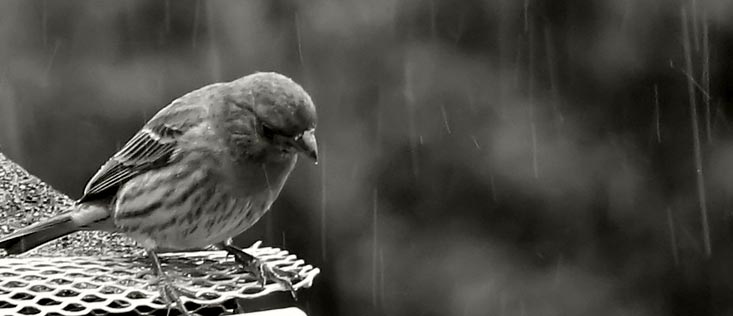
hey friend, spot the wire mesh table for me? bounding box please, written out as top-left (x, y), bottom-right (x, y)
top-left (0, 242), bottom-right (319, 316)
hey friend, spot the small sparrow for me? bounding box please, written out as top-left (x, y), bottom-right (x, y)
top-left (0, 72), bottom-right (318, 313)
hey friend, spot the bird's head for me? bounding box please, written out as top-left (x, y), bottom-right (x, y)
top-left (227, 72), bottom-right (318, 163)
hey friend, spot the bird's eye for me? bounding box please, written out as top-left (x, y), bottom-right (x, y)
top-left (261, 124), bottom-right (276, 140)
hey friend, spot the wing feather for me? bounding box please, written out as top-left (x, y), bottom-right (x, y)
top-left (77, 86), bottom-right (213, 203)
top-left (78, 126), bottom-right (181, 202)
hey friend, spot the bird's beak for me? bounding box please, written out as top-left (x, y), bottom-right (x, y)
top-left (292, 129), bottom-right (318, 163)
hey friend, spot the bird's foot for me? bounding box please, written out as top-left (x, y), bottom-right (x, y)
top-left (147, 251), bottom-right (195, 315)
top-left (244, 255), bottom-right (298, 299)
top-left (218, 241), bottom-right (298, 299)
top-left (149, 275), bottom-right (197, 313)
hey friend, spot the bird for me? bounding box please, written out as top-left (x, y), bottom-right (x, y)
top-left (0, 72), bottom-right (317, 313)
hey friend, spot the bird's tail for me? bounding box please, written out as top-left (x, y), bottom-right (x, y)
top-left (0, 213), bottom-right (78, 254)
top-left (0, 203), bottom-right (111, 255)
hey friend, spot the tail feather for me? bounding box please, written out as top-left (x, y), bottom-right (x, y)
top-left (0, 214), bottom-right (79, 254)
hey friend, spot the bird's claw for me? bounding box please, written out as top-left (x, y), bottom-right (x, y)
top-left (218, 241), bottom-right (299, 299)
top-left (229, 250), bottom-right (298, 300)
top-left (149, 275), bottom-right (196, 315)
top-left (146, 251), bottom-right (195, 315)
top-left (249, 258), bottom-right (297, 300)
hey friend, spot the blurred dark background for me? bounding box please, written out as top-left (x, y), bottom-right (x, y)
top-left (2, 0), bottom-right (733, 315)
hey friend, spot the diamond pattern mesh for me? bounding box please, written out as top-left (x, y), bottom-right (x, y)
top-left (0, 242), bottom-right (319, 316)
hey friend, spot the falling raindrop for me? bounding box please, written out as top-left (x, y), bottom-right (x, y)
top-left (41, 40), bottom-right (60, 88)
top-left (295, 13), bottom-right (305, 70)
top-left (553, 256), bottom-right (563, 288)
top-left (470, 135), bottom-right (481, 150)
top-left (404, 58), bottom-right (419, 178)
top-left (654, 84), bottom-right (661, 143)
top-left (261, 164), bottom-right (272, 194)
top-left (681, 7), bottom-right (711, 257)
top-left (529, 107), bottom-right (539, 180)
top-left (205, 1), bottom-right (221, 82)
top-left (379, 247), bottom-right (385, 310)
top-left (440, 104), bottom-right (452, 134)
top-left (191, 0), bottom-right (201, 49)
top-left (526, 8), bottom-right (539, 180)
top-left (543, 24), bottom-right (564, 127)
top-left (375, 95), bottom-right (382, 159)
top-left (666, 207), bottom-right (679, 266)
top-left (702, 13), bottom-right (712, 144)
top-left (372, 188), bottom-right (379, 309)
top-left (164, 0), bottom-right (171, 33)
top-left (320, 143), bottom-right (327, 261)
top-left (265, 212), bottom-right (273, 246)
top-left (41, 0), bottom-right (48, 48)
top-left (489, 170), bottom-right (497, 203)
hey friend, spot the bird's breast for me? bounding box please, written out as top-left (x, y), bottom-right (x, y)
top-left (113, 153), bottom-right (294, 250)
top-left (228, 153), bottom-right (297, 197)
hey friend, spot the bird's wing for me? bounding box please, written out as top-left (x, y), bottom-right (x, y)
top-left (79, 102), bottom-right (206, 202)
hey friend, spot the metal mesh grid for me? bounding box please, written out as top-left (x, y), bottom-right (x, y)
top-left (0, 242), bottom-right (319, 316)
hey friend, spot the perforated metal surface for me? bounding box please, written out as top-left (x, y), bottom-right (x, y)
top-left (0, 242), bottom-right (319, 316)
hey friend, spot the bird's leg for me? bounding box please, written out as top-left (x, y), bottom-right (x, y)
top-left (147, 250), bottom-right (195, 315)
top-left (216, 239), bottom-right (297, 299)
